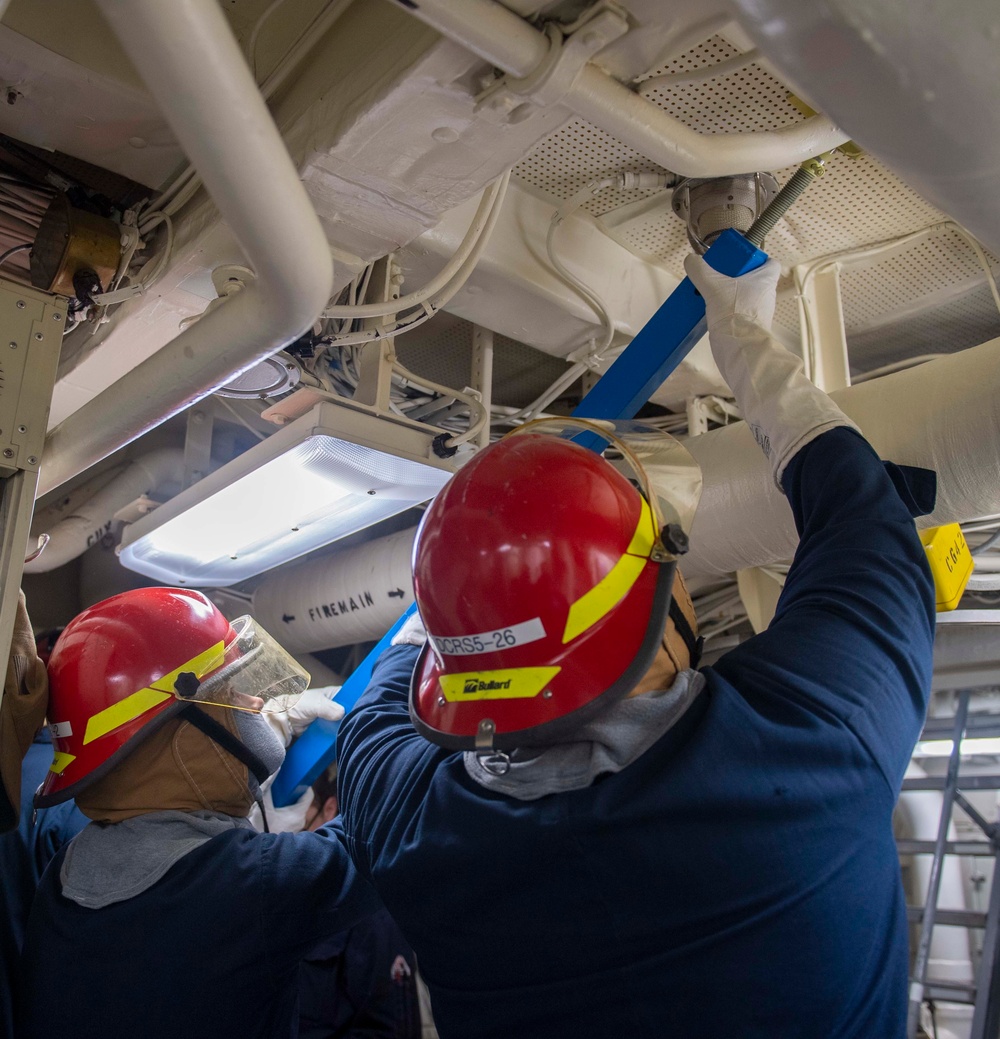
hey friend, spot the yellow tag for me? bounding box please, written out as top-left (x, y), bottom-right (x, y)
top-left (49, 751), bottom-right (76, 775)
top-left (919, 524), bottom-right (974, 612)
top-left (438, 667), bottom-right (560, 702)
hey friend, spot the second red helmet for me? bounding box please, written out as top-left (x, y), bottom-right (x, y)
top-left (409, 427), bottom-right (693, 750)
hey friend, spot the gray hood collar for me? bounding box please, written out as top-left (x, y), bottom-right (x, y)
top-left (61, 810), bottom-right (253, 909)
top-left (464, 669), bottom-right (705, 801)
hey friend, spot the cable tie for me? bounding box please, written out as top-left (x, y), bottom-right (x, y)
top-left (90, 284), bottom-right (144, 306)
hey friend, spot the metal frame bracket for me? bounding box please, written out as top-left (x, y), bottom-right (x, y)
top-left (475, 2), bottom-right (628, 121)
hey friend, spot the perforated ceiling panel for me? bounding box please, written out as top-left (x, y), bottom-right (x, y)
top-left (512, 34), bottom-right (1000, 378)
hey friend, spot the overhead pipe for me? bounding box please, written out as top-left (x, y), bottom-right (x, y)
top-left (25, 448), bottom-right (183, 574)
top-left (389, 0), bottom-right (849, 178)
top-left (252, 528), bottom-right (418, 654)
top-left (36, 0), bottom-right (334, 497)
top-left (726, 0), bottom-right (1000, 258)
top-left (682, 337), bottom-right (1000, 580)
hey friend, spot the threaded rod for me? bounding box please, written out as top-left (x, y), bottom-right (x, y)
top-left (745, 162), bottom-right (823, 248)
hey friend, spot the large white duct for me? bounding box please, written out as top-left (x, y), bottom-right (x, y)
top-left (252, 528), bottom-right (417, 654)
top-left (25, 449), bottom-right (184, 574)
top-left (728, 0), bottom-right (1000, 258)
top-left (682, 338), bottom-right (1000, 581)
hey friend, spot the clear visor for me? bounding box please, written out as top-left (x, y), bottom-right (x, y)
top-left (507, 417), bottom-right (703, 561)
top-left (171, 616), bottom-right (309, 714)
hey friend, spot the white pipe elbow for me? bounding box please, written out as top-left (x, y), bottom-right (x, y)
top-left (25, 449), bottom-right (184, 574)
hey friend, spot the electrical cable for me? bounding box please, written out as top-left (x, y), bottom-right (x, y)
top-left (139, 0), bottom-right (352, 238)
top-left (247, 0), bottom-right (293, 80)
top-left (0, 242), bottom-right (31, 267)
top-left (796, 220), bottom-right (1000, 382)
top-left (971, 528), bottom-right (1000, 556)
top-left (390, 358), bottom-right (489, 448)
top-left (496, 172), bottom-right (673, 427)
top-left (318, 170), bottom-right (511, 350)
top-left (852, 354), bottom-right (945, 383)
top-left (322, 171), bottom-right (510, 319)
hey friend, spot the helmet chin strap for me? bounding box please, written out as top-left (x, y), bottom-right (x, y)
top-left (667, 597), bottom-right (704, 668)
top-left (178, 702), bottom-right (273, 788)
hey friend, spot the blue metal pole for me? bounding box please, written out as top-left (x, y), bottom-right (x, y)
top-left (274, 226), bottom-right (770, 805)
top-left (572, 228), bottom-right (768, 423)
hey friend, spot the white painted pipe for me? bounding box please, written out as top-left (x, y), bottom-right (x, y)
top-left (728, 0), bottom-right (1000, 258)
top-left (25, 448), bottom-right (183, 574)
top-left (389, 0), bottom-right (849, 178)
top-left (682, 337), bottom-right (1000, 580)
top-left (252, 528), bottom-right (417, 653)
top-left (37, 0), bottom-right (334, 497)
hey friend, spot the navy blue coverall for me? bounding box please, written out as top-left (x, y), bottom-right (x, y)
top-left (0, 731), bottom-right (86, 1039)
top-left (336, 428), bottom-right (936, 1039)
top-left (20, 819), bottom-right (378, 1039)
top-left (298, 906), bottom-right (420, 1039)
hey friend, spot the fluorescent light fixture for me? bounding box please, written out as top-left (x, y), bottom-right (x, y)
top-left (914, 738), bottom-right (1000, 757)
top-left (119, 402), bottom-right (455, 586)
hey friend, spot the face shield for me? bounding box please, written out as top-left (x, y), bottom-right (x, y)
top-left (169, 616), bottom-right (308, 715)
top-left (507, 417), bottom-right (702, 562)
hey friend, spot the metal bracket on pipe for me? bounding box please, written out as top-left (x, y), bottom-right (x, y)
top-left (475, 1), bottom-right (628, 122)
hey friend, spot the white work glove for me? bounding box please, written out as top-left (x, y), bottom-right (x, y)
top-left (249, 784), bottom-right (315, 834)
top-left (266, 685), bottom-right (344, 749)
top-left (684, 253), bottom-right (859, 489)
top-left (390, 610), bottom-right (427, 648)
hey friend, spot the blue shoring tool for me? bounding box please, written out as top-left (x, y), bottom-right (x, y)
top-left (273, 160), bottom-right (824, 805)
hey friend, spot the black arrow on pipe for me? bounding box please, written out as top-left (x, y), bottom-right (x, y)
top-left (387, 588), bottom-right (405, 599)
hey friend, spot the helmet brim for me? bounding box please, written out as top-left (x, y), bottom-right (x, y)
top-left (409, 560), bottom-right (678, 751)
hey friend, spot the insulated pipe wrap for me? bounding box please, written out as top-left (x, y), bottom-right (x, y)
top-left (252, 528), bottom-right (418, 653)
top-left (683, 338), bottom-right (1000, 580)
top-left (24, 449), bottom-right (184, 574)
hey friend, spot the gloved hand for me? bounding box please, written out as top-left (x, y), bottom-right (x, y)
top-left (390, 610), bottom-right (427, 648)
top-left (266, 686), bottom-right (344, 749)
top-left (684, 252), bottom-right (859, 490)
top-left (1, 590), bottom-right (49, 833)
top-left (249, 784), bottom-right (314, 834)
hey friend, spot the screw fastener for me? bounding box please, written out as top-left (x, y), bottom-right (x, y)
top-left (15, 300), bottom-right (24, 309)
top-left (2, 449), bottom-right (13, 458)
top-left (27, 456), bottom-right (37, 465)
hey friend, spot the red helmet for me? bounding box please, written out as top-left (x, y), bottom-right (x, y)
top-left (410, 424), bottom-right (699, 750)
top-left (36, 587), bottom-right (307, 807)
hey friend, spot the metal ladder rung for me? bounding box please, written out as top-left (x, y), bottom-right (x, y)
top-left (907, 906), bottom-right (988, 928)
top-left (923, 980), bottom-right (978, 1004)
top-left (902, 775), bottom-right (1000, 791)
top-left (897, 839), bottom-right (997, 857)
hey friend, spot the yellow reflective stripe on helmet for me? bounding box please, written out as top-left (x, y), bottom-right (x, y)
top-left (83, 640), bottom-right (226, 745)
top-left (562, 497), bottom-right (655, 644)
top-left (48, 751), bottom-right (76, 775)
top-left (439, 667), bottom-right (560, 702)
